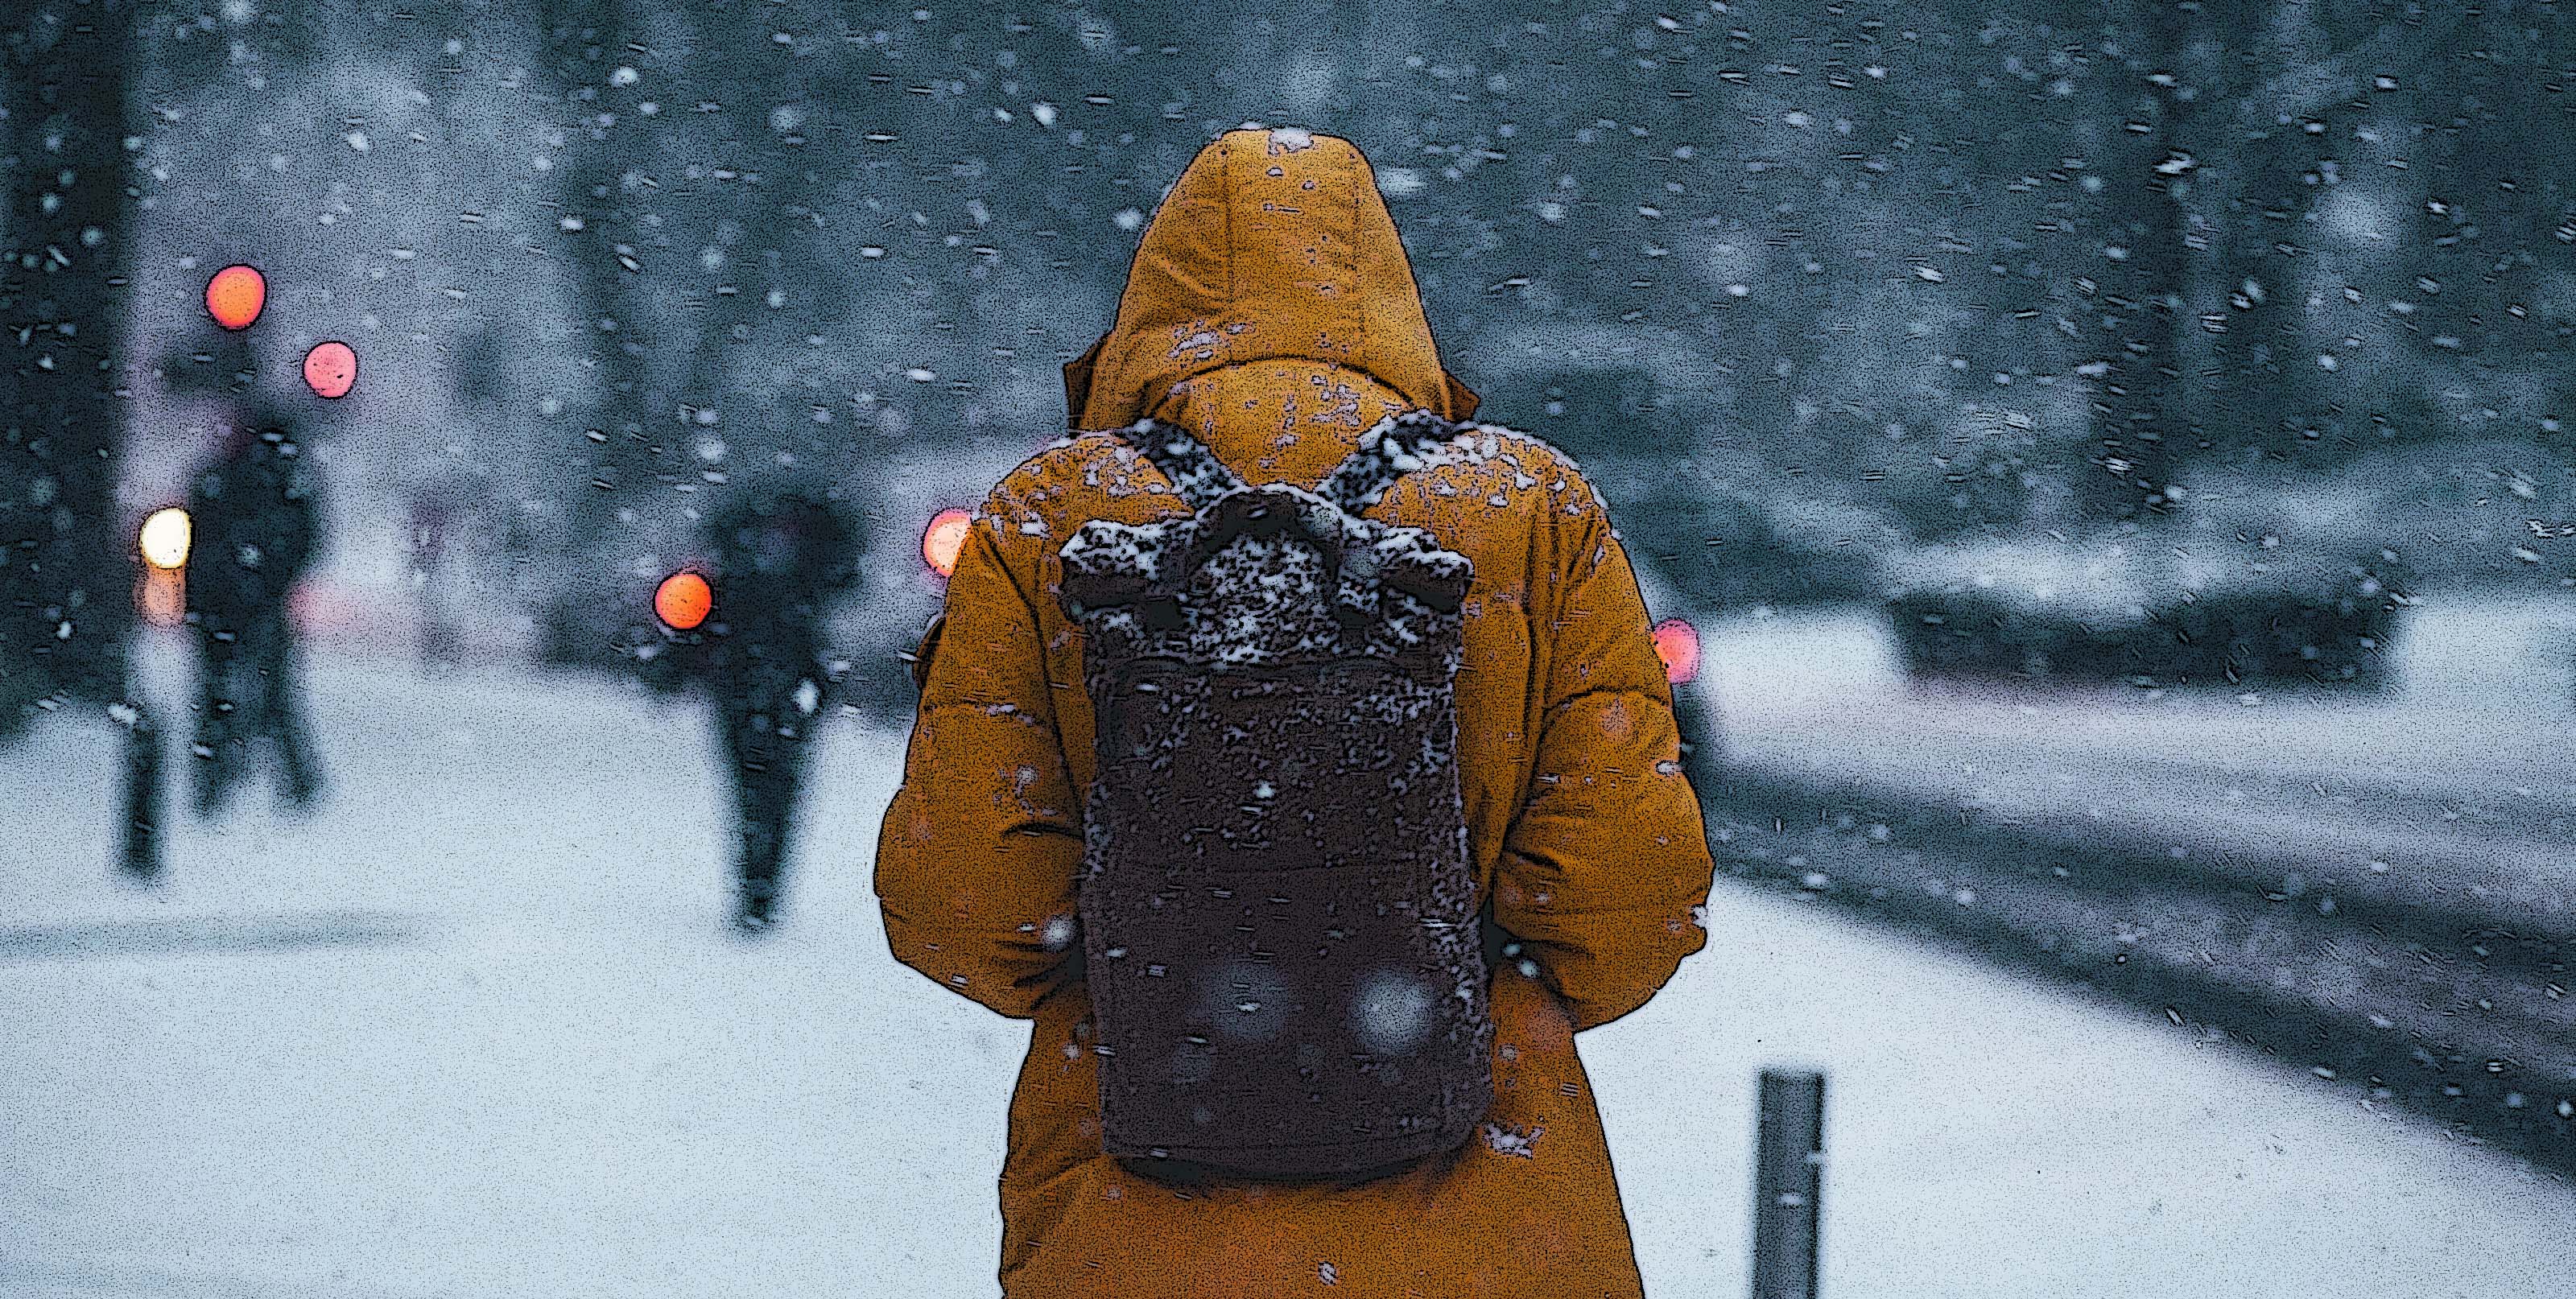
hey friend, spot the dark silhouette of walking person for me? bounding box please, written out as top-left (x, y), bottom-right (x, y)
top-left (185, 402), bottom-right (325, 816)
top-left (690, 489), bottom-right (860, 931)
top-left (407, 491), bottom-right (460, 668)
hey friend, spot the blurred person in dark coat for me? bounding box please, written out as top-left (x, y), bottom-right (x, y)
top-left (404, 467), bottom-right (491, 670)
top-left (688, 489), bottom-right (861, 931)
top-left (185, 400), bottom-right (326, 815)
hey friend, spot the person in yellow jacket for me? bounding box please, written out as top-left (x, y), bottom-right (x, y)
top-left (875, 126), bottom-right (1715, 1297)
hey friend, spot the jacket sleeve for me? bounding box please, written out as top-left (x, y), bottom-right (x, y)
top-left (1490, 504), bottom-right (1715, 1032)
top-left (873, 507), bottom-right (1086, 1020)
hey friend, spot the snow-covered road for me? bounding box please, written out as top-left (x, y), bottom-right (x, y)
top-left (3, 643), bottom-right (2569, 1297)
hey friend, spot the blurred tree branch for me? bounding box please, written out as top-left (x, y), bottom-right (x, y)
top-left (2224, 3), bottom-right (2467, 138)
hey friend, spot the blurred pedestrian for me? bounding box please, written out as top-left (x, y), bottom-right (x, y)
top-left (690, 489), bottom-right (861, 932)
top-left (873, 129), bottom-right (1715, 1296)
top-left (185, 401), bottom-right (325, 816)
top-left (405, 470), bottom-right (487, 670)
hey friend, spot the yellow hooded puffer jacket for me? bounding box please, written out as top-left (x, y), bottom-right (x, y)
top-left (875, 127), bottom-right (1715, 1297)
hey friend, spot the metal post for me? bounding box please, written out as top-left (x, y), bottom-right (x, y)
top-left (118, 688), bottom-right (164, 882)
top-left (1750, 1069), bottom-right (1825, 1299)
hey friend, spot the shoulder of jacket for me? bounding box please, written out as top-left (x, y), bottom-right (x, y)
top-left (972, 423), bottom-right (1182, 557)
top-left (1387, 412), bottom-right (1615, 526)
top-left (985, 423), bottom-right (1189, 516)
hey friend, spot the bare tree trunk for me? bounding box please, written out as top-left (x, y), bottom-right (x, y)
top-left (673, 2), bottom-right (813, 515)
top-left (2081, 0), bottom-right (2196, 523)
top-left (543, 0), bottom-right (662, 551)
top-left (0, 0), bottom-right (138, 716)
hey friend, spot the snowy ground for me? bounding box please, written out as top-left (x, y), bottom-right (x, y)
top-left (1701, 606), bottom-right (2576, 924)
top-left (3, 637), bottom-right (2571, 1297)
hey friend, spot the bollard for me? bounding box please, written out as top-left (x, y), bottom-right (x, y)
top-left (1750, 1069), bottom-right (1825, 1299)
top-left (119, 699), bottom-right (164, 881)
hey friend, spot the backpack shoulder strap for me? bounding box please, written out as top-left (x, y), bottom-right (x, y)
top-left (1312, 413), bottom-right (1465, 516)
top-left (1121, 421), bottom-right (1248, 511)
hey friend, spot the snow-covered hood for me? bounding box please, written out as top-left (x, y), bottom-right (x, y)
top-left (1062, 128), bottom-right (1478, 485)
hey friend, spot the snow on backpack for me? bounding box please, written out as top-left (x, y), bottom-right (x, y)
top-left (1055, 416), bottom-right (1495, 1181)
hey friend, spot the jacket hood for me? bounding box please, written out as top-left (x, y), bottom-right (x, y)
top-left (1064, 128), bottom-right (1476, 481)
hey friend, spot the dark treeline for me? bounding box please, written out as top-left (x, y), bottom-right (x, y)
top-left (4, 2), bottom-right (2570, 715)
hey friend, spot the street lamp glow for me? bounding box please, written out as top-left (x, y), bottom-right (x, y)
top-left (205, 264), bottom-right (266, 331)
top-left (303, 340), bottom-right (357, 398)
top-left (654, 569), bottom-right (712, 631)
top-left (139, 507), bottom-right (192, 570)
top-left (923, 507), bottom-right (972, 579)
top-left (1650, 617), bottom-right (1701, 686)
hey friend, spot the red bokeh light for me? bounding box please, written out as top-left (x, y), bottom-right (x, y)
top-left (205, 264), bottom-right (266, 330)
top-left (654, 570), bottom-right (712, 631)
top-left (303, 340), bottom-right (357, 398)
top-left (923, 507), bottom-right (973, 579)
top-left (1650, 618), bottom-right (1702, 686)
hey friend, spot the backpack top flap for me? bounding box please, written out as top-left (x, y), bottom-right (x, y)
top-left (1056, 420), bottom-right (1475, 668)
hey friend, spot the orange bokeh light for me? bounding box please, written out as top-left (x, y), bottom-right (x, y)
top-left (654, 570), bottom-right (712, 631)
top-left (303, 340), bottom-right (357, 398)
top-left (1650, 618), bottom-right (1702, 686)
top-left (923, 507), bottom-right (972, 579)
top-left (205, 264), bottom-right (266, 331)
top-left (137, 567), bottom-right (187, 629)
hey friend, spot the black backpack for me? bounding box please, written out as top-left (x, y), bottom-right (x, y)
top-left (1055, 416), bottom-right (1495, 1182)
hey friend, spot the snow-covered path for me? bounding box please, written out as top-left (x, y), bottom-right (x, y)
top-left (3, 646), bottom-right (2569, 1297)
